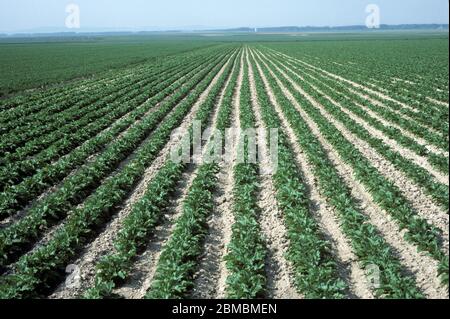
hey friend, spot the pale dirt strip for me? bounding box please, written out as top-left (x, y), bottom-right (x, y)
top-left (113, 166), bottom-right (198, 299)
top-left (268, 49), bottom-right (445, 139)
top-left (14, 53), bottom-right (234, 276)
top-left (266, 48), bottom-right (423, 116)
top-left (245, 49), bottom-right (302, 299)
top-left (427, 97), bottom-right (449, 108)
top-left (0, 58), bottom-right (214, 229)
top-left (111, 50), bottom-right (241, 299)
top-left (48, 51), bottom-right (238, 299)
top-left (214, 51), bottom-right (246, 299)
top-left (190, 49), bottom-right (242, 299)
top-left (3, 63), bottom-right (205, 271)
top-left (310, 56), bottom-right (449, 110)
top-left (264, 51), bottom-right (449, 159)
top-left (264, 52), bottom-right (448, 186)
top-left (256, 49), bottom-right (450, 243)
top-left (193, 158), bottom-right (236, 298)
top-left (253, 49), bottom-right (448, 299)
top-left (116, 49), bottom-right (242, 299)
top-left (249, 48), bottom-right (374, 299)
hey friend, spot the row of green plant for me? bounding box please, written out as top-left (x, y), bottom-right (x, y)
top-left (144, 163), bottom-right (219, 299)
top-left (0, 69), bottom-right (129, 126)
top-left (255, 49), bottom-right (448, 286)
top-left (0, 61), bottom-right (160, 136)
top-left (84, 50), bottom-right (240, 299)
top-left (264, 51), bottom-right (449, 211)
top-left (0, 39), bottom-right (218, 98)
top-left (144, 52), bottom-right (242, 299)
top-left (0, 48), bottom-right (237, 299)
top-left (0, 49), bottom-right (233, 268)
top-left (0, 52), bottom-right (220, 218)
top-left (224, 54), bottom-right (267, 299)
top-left (264, 50), bottom-right (449, 174)
top-left (309, 56), bottom-right (448, 121)
top-left (248, 54), bottom-right (347, 298)
top-left (311, 51), bottom-right (449, 122)
top-left (0, 43), bottom-right (223, 116)
top-left (266, 49), bottom-right (449, 151)
top-left (1, 76), bottom-right (144, 154)
top-left (293, 52), bottom-right (448, 139)
top-left (0, 53), bottom-right (208, 156)
top-left (251, 49), bottom-right (425, 298)
top-left (0, 70), bottom-right (106, 112)
top-left (0, 52), bottom-right (215, 192)
top-left (263, 42), bottom-right (448, 122)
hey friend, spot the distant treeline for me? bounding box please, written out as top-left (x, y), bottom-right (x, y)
top-left (0, 24), bottom-right (448, 38)
top-left (213, 24), bottom-right (450, 33)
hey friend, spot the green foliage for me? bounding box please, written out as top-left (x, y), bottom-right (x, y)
top-left (224, 56), bottom-right (267, 299)
top-left (253, 49), bottom-right (425, 298)
top-left (257, 48), bottom-right (448, 287)
top-left (146, 163), bottom-right (219, 299)
top-left (0, 36), bottom-right (218, 97)
top-left (264, 37), bottom-right (449, 114)
top-left (0, 34), bottom-right (447, 300)
top-left (0, 51), bottom-right (220, 219)
top-left (87, 49), bottom-right (240, 299)
top-left (267, 51), bottom-right (448, 174)
top-left (249, 56), bottom-right (346, 298)
top-left (85, 161), bottom-right (185, 299)
top-left (0, 47), bottom-right (235, 298)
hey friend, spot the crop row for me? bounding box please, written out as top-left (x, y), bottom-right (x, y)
top-left (0, 51), bottom-right (222, 219)
top-left (0, 52), bottom-right (217, 193)
top-left (0, 60), bottom-right (147, 113)
top-left (270, 46), bottom-right (449, 119)
top-left (0, 74), bottom-right (100, 112)
top-left (337, 56), bottom-right (449, 114)
top-left (0, 53), bottom-right (208, 156)
top-left (248, 54), bottom-right (346, 298)
top-left (145, 163), bottom-right (219, 299)
top-left (263, 50), bottom-right (449, 174)
top-left (85, 50), bottom-right (240, 299)
top-left (0, 73), bottom-right (120, 122)
top-left (310, 59), bottom-right (448, 137)
top-left (0, 45), bottom-right (226, 137)
top-left (320, 58), bottom-right (448, 118)
top-left (0, 48), bottom-right (236, 299)
top-left (262, 51), bottom-right (449, 211)
top-left (0, 48), bottom-right (233, 269)
top-left (254, 48), bottom-right (448, 287)
top-left (0, 47), bottom-right (213, 124)
top-left (0, 71), bottom-right (155, 152)
top-left (145, 53), bottom-right (241, 299)
top-left (251, 48), bottom-right (425, 298)
top-left (267, 49), bottom-right (449, 151)
top-left (224, 55), bottom-right (267, 299)
top-left (0, 62), bottom-right (158, 135)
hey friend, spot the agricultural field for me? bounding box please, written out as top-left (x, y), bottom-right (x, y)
top-left (0, 35), bottom-right (218, 97)
top-left (0, 33), bottom-right (448, 299)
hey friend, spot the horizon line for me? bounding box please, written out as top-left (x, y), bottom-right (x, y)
top-left (1, 23), bottom-right (449, 36)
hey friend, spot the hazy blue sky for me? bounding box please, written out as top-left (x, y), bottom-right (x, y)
top-left (0, 0), bottom-right (448, 32)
